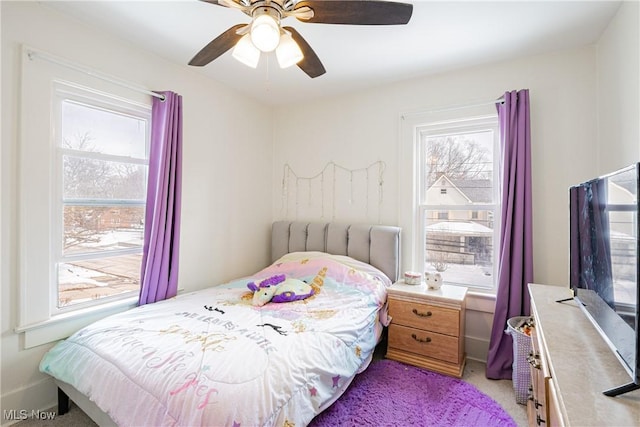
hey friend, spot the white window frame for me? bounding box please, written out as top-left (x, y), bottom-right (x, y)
top-left (416, 116), bottom-right (500, 292)
top-left (399, 111), bottom-right (500, 296)
top-left (17, 47), bottom-right (153, 348)
top-left (51, 82), bottom-right (150, 316)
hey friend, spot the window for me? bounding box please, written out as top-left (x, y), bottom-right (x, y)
top-left (416, 116), bottom-right (499, 291)
top-left (53, 85), bottom-right (150, 312)
top-left (18, 48), bottom-right (154, 347)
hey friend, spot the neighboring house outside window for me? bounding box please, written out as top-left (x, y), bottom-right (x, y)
top-left (417, 116), bottom-right (499, 291)
top-left (55, 86), bottom-right (150, 311)
top-left (18, 50), bottom-right (153, 347)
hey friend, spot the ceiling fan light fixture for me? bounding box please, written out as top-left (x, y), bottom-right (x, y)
top-left (276, 31), bottom-right (304, 69)
top-left (250, 10), bottom-right (281, 52)
top-left (193, 0), bottom-right (414, 78)
top-left (232, 34), bottom-right (260, 68)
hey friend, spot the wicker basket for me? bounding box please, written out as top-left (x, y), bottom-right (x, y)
top-left (506, 316), bottom-right (533, 405)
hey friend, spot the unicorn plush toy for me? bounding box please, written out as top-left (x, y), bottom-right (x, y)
top-left (247, 274), bottom-right (315, 306)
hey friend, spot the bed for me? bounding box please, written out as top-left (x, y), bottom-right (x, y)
top-left (40, 221), bottom-right (401, 426)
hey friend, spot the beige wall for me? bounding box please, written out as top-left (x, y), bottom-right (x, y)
top-left (1, 0), bottom-right (638, 418)
top-left (597, 1), bottom-right (639, 174)
top-left (271, 4), bottom-right (638, 361)
top-left (1, 1), bottom-right (273, 418)
top-left (272, 46), bottom-right (601, 285)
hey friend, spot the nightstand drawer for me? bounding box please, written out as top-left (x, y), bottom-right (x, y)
top-left (388, 323), bottom-right (460, 364)
top-left (388, 298), bottom-right (459, 336)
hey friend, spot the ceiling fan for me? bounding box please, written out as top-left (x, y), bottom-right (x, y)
top-left (189, 0), bottom-right (413, 78)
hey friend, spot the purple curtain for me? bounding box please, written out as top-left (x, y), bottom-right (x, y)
top-left (139, 91), bottom-right (183, 306)
top-left (486, 89), bottom-right (534, 379)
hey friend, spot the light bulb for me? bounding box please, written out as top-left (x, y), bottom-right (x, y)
top-left (276, 32), bottom-right (303, 69)
top-left (250, 13), bottom-right (280, 52)
top-left (232, 34), bottom-right (260, 68)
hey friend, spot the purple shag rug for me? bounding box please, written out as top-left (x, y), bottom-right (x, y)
top-left (309, 359), bottom-right (517, 427)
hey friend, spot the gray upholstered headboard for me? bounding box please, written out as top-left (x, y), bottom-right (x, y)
top-left (271, 221), bottom-right (402, 282)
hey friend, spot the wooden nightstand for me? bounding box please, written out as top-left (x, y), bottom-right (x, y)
top-left (385, 280), bottom-right (468, 378)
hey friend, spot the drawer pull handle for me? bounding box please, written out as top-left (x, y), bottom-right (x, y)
top-left (411, 333), bottom-right (432, 343)
top-left (412, 308), bottom-right (432, 318)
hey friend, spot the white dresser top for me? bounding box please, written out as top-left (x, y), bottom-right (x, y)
top-left (529, 283), bottom-right (640, 426)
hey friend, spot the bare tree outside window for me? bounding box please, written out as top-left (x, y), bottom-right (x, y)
top-left (62, 132), bottom-right (145, 253)
top-left (421, 128), bottom-right (497, 289)
top-left (424, 135), bottom-right (492, 186)
top-left (57, 99), bottom-right (148, 308)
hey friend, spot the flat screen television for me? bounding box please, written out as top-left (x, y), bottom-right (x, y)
top-left (569, 162), bottom-right (640, 396)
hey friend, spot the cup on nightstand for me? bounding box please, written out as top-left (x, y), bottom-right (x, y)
top-left (403, 271), bottom-right (422, 285)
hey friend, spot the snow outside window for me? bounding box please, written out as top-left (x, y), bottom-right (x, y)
top-left (17, 52), bottom-right (152, 347)
top-left (54, 92), bottom-right (150, 312)
top-left (417, 116), bottom-right (499, 291)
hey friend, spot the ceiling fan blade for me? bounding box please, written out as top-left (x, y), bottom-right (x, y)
top-left (189, 24), bottom-right (247, 67)
top-left (283, 26), bottom-right (326, 78)
top-left (294, 0), bottom-right (413, 25)
top-left (200, 0), bottom-right (247, 10)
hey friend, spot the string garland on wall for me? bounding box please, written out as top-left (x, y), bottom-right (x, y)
top-left (281, 160), bottom-right (386, 223)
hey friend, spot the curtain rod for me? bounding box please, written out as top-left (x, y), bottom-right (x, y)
top-left (401, 97), bottom-right (505, 120)
top-left (26, 49), bottom-right (165, 101)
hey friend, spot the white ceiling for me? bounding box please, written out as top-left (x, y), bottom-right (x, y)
top-left (42, 0), bottom-right (622, 106)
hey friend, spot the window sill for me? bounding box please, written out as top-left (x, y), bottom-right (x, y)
top-left (15, 296), bottom-right (138, 349)
top-left (465, 290), bottom-right (497, 313)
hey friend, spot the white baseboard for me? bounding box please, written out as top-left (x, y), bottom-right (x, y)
top-left (1, 377), bottom-right (57, 426)
top-left (465, 334), bottom-right (490, 363)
